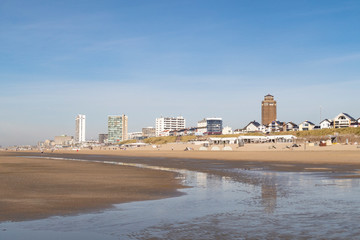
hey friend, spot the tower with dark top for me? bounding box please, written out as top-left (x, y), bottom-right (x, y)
top-left (261, 94), bottom-right (277, 125)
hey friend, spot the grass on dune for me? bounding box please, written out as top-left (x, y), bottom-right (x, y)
top-left (122, 127), bottom-right (360, 145)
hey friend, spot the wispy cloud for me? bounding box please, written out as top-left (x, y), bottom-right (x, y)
top-left (307, 53), bottom-right (360, 65)
top-left (81, 37), bottom-right (148, 52)
top-left (292, 5), bottom-right (355, 18)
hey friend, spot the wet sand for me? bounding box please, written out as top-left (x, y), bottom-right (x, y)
top-left (0, 152), bottom-right (184, 222)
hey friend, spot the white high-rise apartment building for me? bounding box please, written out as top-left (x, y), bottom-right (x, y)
top-left (155, 116), bottom-right (185, 136)
top-left (75, 114), bottom-right (86, 143)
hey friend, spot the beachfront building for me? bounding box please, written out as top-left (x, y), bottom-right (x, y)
top-left (108, 115), bottom-right (128, 143)
top-left (142, 127), bottom-right (156, 138)
top-left (233, 128), bottom-right (245, 134)
top-left (54, 135), bottom-right (73, 146)
top-left (320, 119), bottom-right (332, 129)
top-left (261, 94), bottom-right (277, 125)
top-left (285, 122), bottom-right (299, 131)
top-left (268, 121), bottom-right (285, 132)
top-left (209, 135), bottom-right (297, 145)
top-left (258, 124), bottom-right (268, 133)
top-left (158, 130), bottom-right (170, 136)
top-left (352, 118), bottom-right (360, 127)
top-left (128, 132), bottom-right (143, 140)
top-left (244, 121), bottom-right (261, 132)
top-left (75, 114), bottom-right (86, 143)
top-left (333, 113), bottom-right (356, 128)
top-left (44, 139), bottom-right (55, 148)
top-left (222, 126), bottom-right (233, 135)
top-left (299, 120), bottom-right (315, 131)
top-left (197, 118), bottom-right (223, 135)
top-left (169, 127), bottom-right (198, 136)
top-left (155, 116), bottom-right (185, 137)
top-left (98, 134), bottom-right (108, 144)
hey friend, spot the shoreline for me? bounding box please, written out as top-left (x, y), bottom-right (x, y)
top-left (2, 146), bottom-right (360, 222)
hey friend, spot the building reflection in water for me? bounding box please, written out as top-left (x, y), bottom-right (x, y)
top-left (261, 173), bottom-right (277, 214)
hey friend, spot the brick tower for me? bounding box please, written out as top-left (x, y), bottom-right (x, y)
top-left (261, 94), bottom-right (277, 125)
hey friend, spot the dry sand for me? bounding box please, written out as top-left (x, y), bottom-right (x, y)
top-left (39, 142), bottom-right (360, 164)
top-left (0, 152), bottom-right (184, 222)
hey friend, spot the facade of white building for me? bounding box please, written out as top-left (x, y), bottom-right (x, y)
top-left (128, 132), bottom-right (143, 140)
top-left (299, 120), bottom-right (315, 131)
top-left (285, 122), bottom-right (299, 131)
top-left (268, 121), bottom-right (285, 132)
top-left (257, 124), bottom-right (268, 133)
top-left (320, 119), bottom-right (332, 129)
top-left (155, 116), bottom-right (185, 137)
top-left (75, 114), bottom-right (86, 143)
top-left (333, 113), bottom-right (356, 128)
top-left (244, 121), bottom-right (260, 132)
top-left (222, 126), bottom-right (233, 135)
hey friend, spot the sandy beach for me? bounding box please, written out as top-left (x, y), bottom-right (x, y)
top-left (36, 142), bottom-right (360, 164)
top-left (2, 143), bottom-right (360, 222)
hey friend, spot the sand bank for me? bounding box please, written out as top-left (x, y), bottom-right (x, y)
top-left (0, 152), bottom-right (184, 222)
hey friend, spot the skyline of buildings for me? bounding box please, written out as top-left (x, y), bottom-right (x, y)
top-left (7, 94), bottom-right (360, 147)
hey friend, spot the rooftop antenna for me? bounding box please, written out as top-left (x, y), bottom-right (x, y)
top-left (320, 105), bottom-right (322, 123)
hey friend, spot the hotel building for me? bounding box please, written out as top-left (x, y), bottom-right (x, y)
top-left (98, 134), bottom-right (108, 144)
top-left (108, 115), bottom-right (128, 143)
top-left (142, 127), bottom-right (156, 138)
top-left (197, 118), bottom-right (223, 135)
top-left (261, 94), bottom-right (277, 125)
top-left (155, 116), bottom-right (185, 137)
top-left (75, 114), bottom-right (86, 143)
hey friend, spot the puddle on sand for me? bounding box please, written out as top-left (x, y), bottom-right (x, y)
top-left (1, 157), bottom-right (360, 239)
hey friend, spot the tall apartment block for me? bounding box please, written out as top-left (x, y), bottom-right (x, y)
top-left (155, 116), bottom-right (185, 136)
top-left (261, 94), bottom-right (277, 125)
top-left (75, 114), bottom-right (86, 143)
top-left (108, 115), bottom-right (128, 143)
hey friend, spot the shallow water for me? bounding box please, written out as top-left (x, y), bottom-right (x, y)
top-left (1, 157), bottom-right (360, 239)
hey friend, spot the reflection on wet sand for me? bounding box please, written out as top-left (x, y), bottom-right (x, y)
top-left (261, 173), bottom-right (277, 214)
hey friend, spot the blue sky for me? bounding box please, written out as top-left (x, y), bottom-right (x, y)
top-left (1, 0), bottom-right (360, 146)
